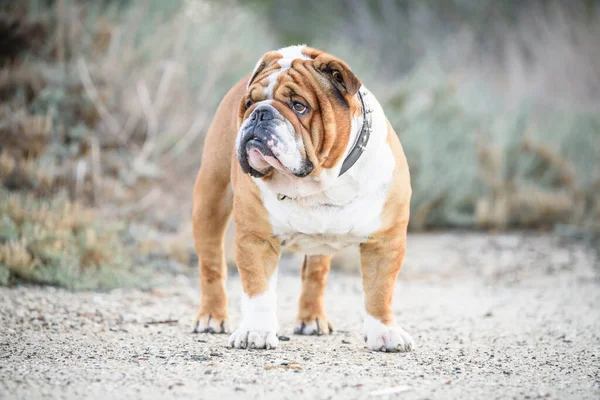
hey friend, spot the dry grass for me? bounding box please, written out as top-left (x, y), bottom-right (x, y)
top-left (0, 0), bottom-right (275, 287)
top-left (0, 188), bottom-right (145, 289)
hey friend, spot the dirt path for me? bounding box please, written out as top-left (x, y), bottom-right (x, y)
top-left (1, 233), bottom-right (599, 399)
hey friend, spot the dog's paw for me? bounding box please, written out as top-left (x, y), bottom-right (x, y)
top-left (228, 325), bottom-right (278, 349)
top-left (294, 316), bottom-right (333, 335)
top-left (362, 315), bottom-right (414, 352)
top-left (193, 313), bottom-right (230, 334)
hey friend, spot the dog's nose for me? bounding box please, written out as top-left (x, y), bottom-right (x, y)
top-left (252, 107), bottom-right (274, 122)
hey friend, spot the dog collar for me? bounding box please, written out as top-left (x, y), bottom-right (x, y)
top-left (277, 90), bottom-right (372, 201)
top-left (338, 89), bottom-right (372, 177)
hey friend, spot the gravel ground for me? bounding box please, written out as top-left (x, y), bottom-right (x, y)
top-left (1, 233), bottom-right (599, 400)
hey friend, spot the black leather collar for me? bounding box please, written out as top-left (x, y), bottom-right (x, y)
top-left (338, 89), bottom-right (372, 177)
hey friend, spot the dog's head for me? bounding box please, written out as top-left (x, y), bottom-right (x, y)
top-left (236, 45), bottom-right (364, 197)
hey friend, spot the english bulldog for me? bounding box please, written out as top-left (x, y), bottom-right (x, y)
top-left (192, 45), bottom-right (413, 352)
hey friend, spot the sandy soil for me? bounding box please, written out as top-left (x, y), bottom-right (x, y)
top-left (1, 233), bottom-right (599, 400)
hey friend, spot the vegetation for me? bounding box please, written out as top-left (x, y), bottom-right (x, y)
top-left (0, 0), bottom-right (271, 287)
top-left (249, 0), bottom-right (600, 236)
top-left (0, 0), bottom-right (598, 288)
top-left (0, 188), bottom-right (141, 289)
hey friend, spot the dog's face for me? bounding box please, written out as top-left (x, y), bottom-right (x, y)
top-left (236, 46), bottom-right (363, 197)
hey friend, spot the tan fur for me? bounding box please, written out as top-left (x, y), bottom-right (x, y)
top-left (191, 75), bottom-right (248, 332)
top-left (231, 162), bottom-right (280, 297)
top-left (360, 122), bottom-right (411, 325)
top-left (296, 255), bottom-right (333, 334)
top-left (192, 48), bottom-right (411, 337)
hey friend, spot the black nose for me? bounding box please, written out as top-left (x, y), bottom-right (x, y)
top-left (252, 107), bottom-right (274, 122)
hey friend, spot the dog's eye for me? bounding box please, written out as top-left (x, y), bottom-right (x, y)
top-left (292, 101), bottom-right (307, 114)
top-left (245, 98), bottom-right (253, 110)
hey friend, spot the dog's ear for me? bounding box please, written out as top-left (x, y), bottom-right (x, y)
top-left (314, 54), bottom-right (362, 96)
top-left (247, 51), bottom-right (280, 88)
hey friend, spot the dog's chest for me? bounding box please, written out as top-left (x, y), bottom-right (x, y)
top-left (261, 185), bottom-right (390, 255)
top-left (254, 87), bottom-right (396, 256)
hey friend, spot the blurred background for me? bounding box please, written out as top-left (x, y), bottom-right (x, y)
top-left (0, 0), bottom-right (598, 290)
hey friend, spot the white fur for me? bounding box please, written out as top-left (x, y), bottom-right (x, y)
top-left (194, 315), bottom-right (231, 333)
top-left (228, 272), bottom-right (279, 349)
top-left (260, 45), bottom-right (309, 98)
top-left (263, 70), bottom-right (282, 98)
top-left (268, 117), bottom-right (305, 172)
top-left (254, 87), bottom-right (396, 255)
top-left (276, 44), bottom-right (310, 68)
top-left (295, 320), bottom-right (319, 335)
top-left (294, 319), bottom-right (331, 335)
top-left (362, 314), bottom-right (414, 352)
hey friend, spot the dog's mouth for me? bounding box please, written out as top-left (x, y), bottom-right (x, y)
top-left (237, 126), bottom-right (314, 179)
top-left (246, 137), bottom-right (287, 172)
top-left (240, 136), bottom-right (286, 177)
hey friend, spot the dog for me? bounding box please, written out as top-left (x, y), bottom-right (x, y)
top-left (192, 45), bottom-right (413, 352)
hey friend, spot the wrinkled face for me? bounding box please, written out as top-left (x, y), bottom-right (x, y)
top-left (236, 45), bottom-right (363, 195)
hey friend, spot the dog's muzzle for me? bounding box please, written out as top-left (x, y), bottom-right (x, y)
top-left (237, 104), bottom-right (313, 178)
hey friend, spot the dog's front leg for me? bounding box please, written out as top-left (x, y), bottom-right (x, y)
top-left (360, 226), bottom-right (414, 352)
top-left (228, 228), bottom-right (281, 350)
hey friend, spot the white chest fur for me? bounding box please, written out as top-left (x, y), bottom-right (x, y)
top-left (254, 87), bottom-right (395, 255)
